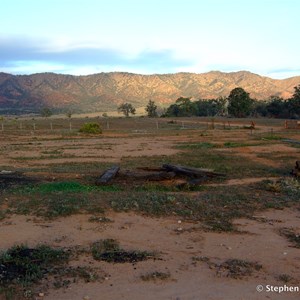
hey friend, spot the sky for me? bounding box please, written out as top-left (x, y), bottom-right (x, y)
top-left (0, 0), bottom-right (299, 79)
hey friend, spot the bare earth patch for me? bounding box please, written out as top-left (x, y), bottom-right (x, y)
top-left (0, 208), bottom-right (299, 300)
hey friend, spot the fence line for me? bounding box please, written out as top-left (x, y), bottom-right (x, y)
top-left (0, 118), bottom-right (294, 136)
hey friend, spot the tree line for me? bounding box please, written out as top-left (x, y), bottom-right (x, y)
top-left (163, 85), bottom-right (300, 118)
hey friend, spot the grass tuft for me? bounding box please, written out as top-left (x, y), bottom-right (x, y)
top-left (0, 244), bottom-right (69, 287)
top-left (91, 239), bottom-right (156, 263)
top-left (216, 259), bottom-right (262, 279)
top-left (279, 228), bottom-right (300, 248)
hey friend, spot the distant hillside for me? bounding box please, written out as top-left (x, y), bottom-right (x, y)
top-left (0, 71), bottom-right (299, 114)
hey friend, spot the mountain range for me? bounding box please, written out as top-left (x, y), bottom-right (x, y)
top-left (0, 71), bottom-right (299, 114)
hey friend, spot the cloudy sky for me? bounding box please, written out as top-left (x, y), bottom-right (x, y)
top-left (1, 0), bottom-right (299, 78)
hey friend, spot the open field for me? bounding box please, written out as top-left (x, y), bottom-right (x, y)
top-left (0, 116), bottom-right (299, 300)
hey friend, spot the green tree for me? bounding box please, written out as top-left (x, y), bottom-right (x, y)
top-left (175, 97), bottom-right (196, 116)
top-left (292, 85), bottom-right (300, 101)
top-left (118, 103), bottom-right (136, 117)
top-left (164, 104), bottom-right (181, 117)
top-left (252, 100), bottom-right (268, 117)
top-left (227, 88), bottom-right (253, 117)
top-left (215, 96), bottom-right (228, 116)
top-left (289, 85), bottom-right (300, 118)
top-left (265, 96), bottom-right (288, 118)
top-left (195, 97), bottom-right (228, 117)
top-left (40, 107), bottom-right (52, 118)
top-left (145, 100), bottom-right (158, 117)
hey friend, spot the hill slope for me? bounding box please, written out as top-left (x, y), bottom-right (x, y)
top-left (0, 71), bottom-right (299, 113)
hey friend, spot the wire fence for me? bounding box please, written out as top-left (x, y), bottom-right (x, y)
top-left (0, 117), bottom-right (295, 136)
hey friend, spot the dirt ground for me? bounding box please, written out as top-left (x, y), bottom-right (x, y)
top-left (0, 117), bottom-right (299, 300)
top-left (0, 209), bottom-right (299, 300)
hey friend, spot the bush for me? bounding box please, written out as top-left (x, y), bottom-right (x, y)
top-left (79, 122), bottom-right (102, 134)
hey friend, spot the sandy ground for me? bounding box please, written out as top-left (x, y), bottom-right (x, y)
top-left (0, 209), bottom-right (299, 300)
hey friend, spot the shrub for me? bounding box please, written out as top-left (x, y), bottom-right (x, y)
top-left (79, 122), bottom-right (102, 134)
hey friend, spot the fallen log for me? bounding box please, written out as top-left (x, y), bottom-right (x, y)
top-left (162, 164), bottom-right (226, 178)
top-left (96, 166), bottom-right (120, 185)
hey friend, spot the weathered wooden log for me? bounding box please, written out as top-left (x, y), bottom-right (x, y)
top-left (162, 164), bottom-right (225, 178)
top-left (96, 166), bottom-right (120, 185)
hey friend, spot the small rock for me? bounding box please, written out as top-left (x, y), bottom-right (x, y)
top-left (38, 293), bottom-right (44, 297)
top-left (178, 220), bottom-right (182, 224)
top-left (83, 296), bottom-right (90, 300)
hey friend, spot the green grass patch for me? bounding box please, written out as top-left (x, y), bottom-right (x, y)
top-left (15, 181), bottom-right (122, 195)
